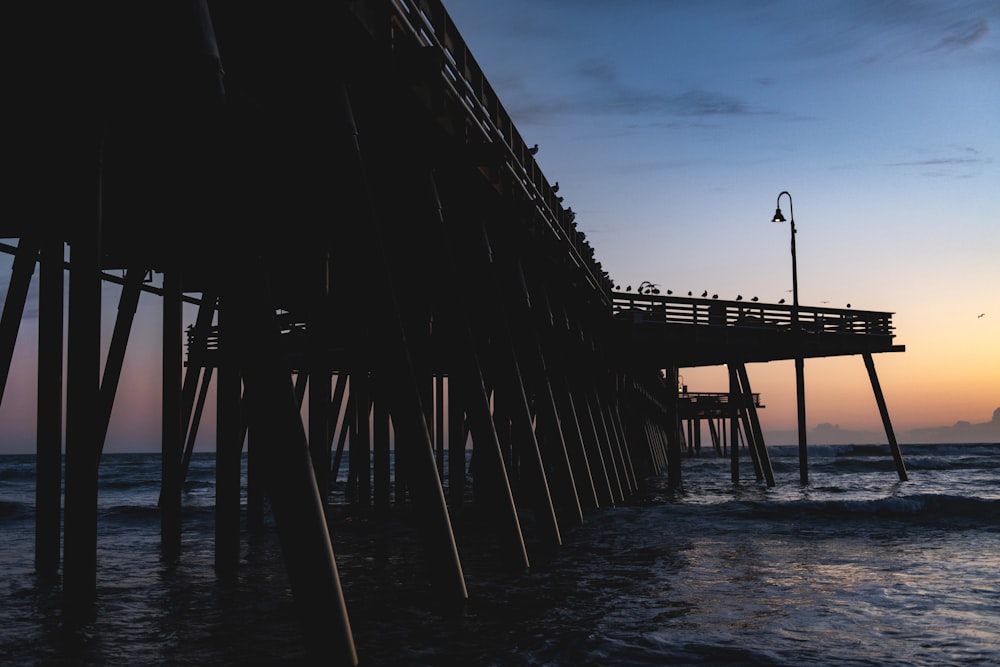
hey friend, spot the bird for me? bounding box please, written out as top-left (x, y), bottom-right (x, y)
top-left (779, 298), bottom-right (786, 304)
top-left (552, 182), bottom-right (560, 193)
top-left (667, 289), bottom-right (673, 295)
top-left (978, 313), bottom-right (986, 318)
top-left (846, 303), bottom-right (851, 308)
top-left (688, 291), bottom-right (693, 296)
top-left (528, 143), bottom-right (539, 155)
top-left (625, 285), bottom-right (632, 292)
top-left (712, 294), bottom-right (718, 299)
top-left (701, 290), bottom-right (708, 297)
top-left (751, 296), bottom-right (759, 302)
top-left (736, 295), bottom-right (743, 301)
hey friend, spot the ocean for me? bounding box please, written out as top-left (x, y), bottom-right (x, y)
top-left (2, 443), bottom-right (999, 666)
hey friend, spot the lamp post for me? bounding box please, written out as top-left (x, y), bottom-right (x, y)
top-left (771, 191), bottom-right (809, 484)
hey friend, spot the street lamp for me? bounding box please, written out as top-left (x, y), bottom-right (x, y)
top-left (771, 190), bottom-right (808, 484)
top-left (771, 191), bottom-right (798, 315)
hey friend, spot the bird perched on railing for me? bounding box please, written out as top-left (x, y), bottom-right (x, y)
top-left (637, 281), bottom-right (661, 295)
top-left (528, 143), bottom-right (539, 155)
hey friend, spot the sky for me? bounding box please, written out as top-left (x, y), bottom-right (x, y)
top-left (441, 0), bottom-right (1000, 443)
top-left (1, 0), bottom-right (998, 453)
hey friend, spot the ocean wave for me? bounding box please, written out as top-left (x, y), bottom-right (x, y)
top-left (0, 499), bottom-right (32, 521)
top-left (741, 493), bottom-right (1000, 524)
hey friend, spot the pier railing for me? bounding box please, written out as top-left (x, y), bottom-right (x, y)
top-left (611, 293), bottom-right (895, 338)
top-left (384, 0), bottom-right (610, 297)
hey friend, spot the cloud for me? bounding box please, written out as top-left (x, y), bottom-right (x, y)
top-left (508, 57), bottom-right (777, 125)
top-left (924, 18), bottom-right (990, 53)
top-left (879, 146), bottom-right (994, 177)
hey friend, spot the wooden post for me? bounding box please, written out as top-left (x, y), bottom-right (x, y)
top-left (215, 295), bottom-right (242, 578)
top-left (737, 363), bottom-right (774, 487)
top-left (729, 364), bottom-right (740, 483)
top-left (63, 191), bottom-right (102, 614)
top-left (665, 367), bottom-right (683, 488)
top-left (35, 239), bottom-right (63, 578)
top-left (161, 268), bottom-right (183, 554)
top-left (453, 343), bottom-right (530, 571)
top-left (447, 375), bottom-right (466, 506)
top-left (0, 237), bottom-right (38, 397)
top-left (863, 352), bottom-right (908, 482)
top-left (226, 265), bottom-right (357, 665)
top-left (373, 377), bottom-right (391, 513)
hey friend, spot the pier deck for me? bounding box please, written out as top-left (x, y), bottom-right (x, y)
top-left (611, 293), bottom-right (903, 368)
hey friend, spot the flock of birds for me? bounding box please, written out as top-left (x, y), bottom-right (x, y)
top-left (615, 282), bottom-right (856, 308)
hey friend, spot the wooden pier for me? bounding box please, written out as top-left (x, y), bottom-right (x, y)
top-left (1, 1), bottom-right (906, 663)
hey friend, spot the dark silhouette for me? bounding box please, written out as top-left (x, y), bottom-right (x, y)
top-left (529, 143), bottom-right (539, 155)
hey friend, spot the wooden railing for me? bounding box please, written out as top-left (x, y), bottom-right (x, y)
top-left (611, 293), bottom-right (896, 338)
top-left (681, 391), bottom-right (763, 407)
top-left (385, 0), bottom-right (611, 296)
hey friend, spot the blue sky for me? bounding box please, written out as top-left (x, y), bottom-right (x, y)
top-left (443, 0), bottom-right (1000, 440)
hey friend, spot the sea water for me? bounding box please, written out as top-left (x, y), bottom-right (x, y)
top-left (2, 444), bottom-right (999, 666)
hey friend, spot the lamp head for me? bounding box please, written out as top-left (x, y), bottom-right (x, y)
top-left (771, 208), bottom-right (786, 223)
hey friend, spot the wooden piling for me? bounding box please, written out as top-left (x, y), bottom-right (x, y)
top-left (161, 269), bottom-right (183, 554)
top-left (35, 239), bottom-right (63, 577)
top-left (864, 352), bottom-right (908, 482)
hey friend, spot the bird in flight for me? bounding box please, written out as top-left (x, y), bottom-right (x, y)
top-left (978, 313), bottom-right (986, 318)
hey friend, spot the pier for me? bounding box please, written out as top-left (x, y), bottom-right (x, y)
top-left (1, 1), bottom-right (906, 663)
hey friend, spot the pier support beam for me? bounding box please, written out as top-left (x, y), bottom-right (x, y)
top-left (0, 237), bottom-right (38, 397)
top-left (736, 364), bottom-right (774, 487)
top-left (35, 239), bottom-right (63, 578)
top-left (795, 356), bottom-right (808, 485)
top-left (64, 199), bottom-right (103, 613)
top-left (729, 364), bottom-right (740, 483)
top-left (215, 295), bottom-right (243, 577)
top-left (665, 367), bottom-right (683, 489)
top-left (863, 353), bottom-right (908, 482)
top-left (227, 265), bottom-right (357, 666)
top-left (161, 268), bottom-right (183, 554)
